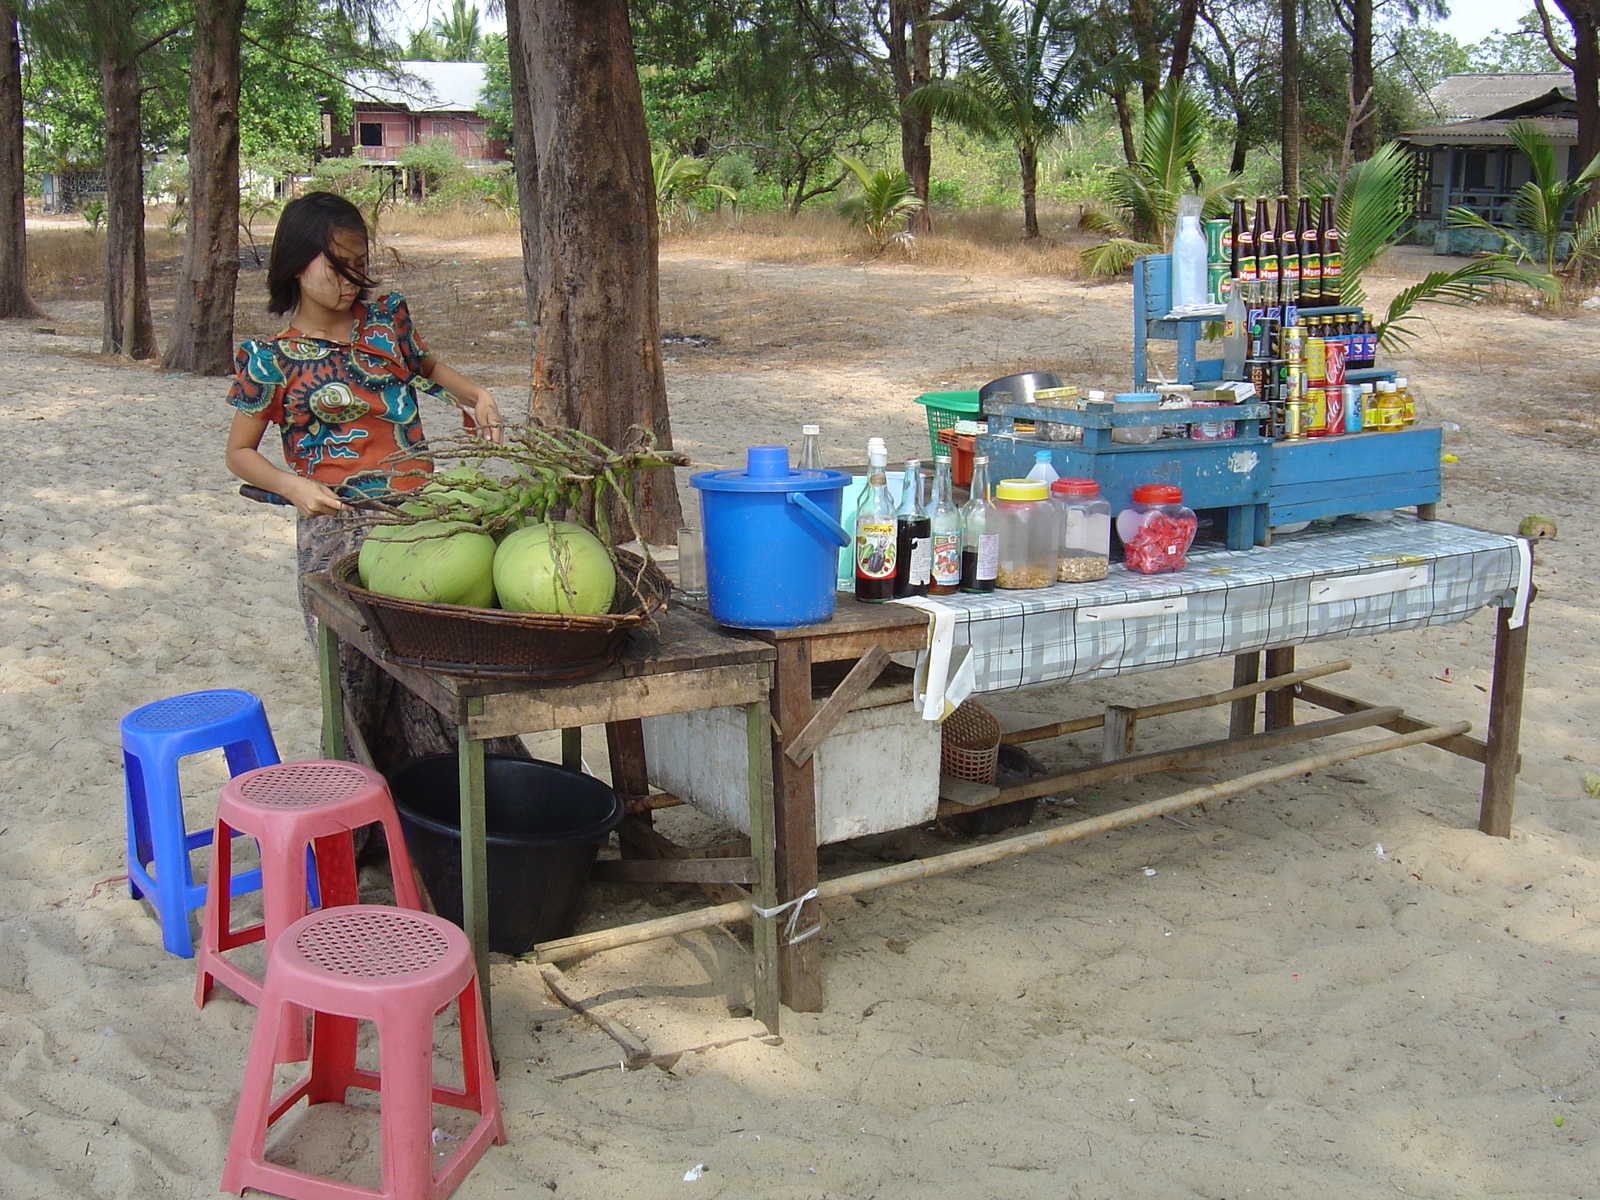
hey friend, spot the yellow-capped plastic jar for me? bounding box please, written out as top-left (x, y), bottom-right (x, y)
top-left (993, 478), bottom-right (1061, 590)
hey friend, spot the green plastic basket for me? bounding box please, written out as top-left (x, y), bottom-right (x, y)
top-left (914, 390), bottom-right (982, 456)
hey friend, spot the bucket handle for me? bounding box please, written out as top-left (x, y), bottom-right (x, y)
top-left (786, 491), bottom-right (851, 547)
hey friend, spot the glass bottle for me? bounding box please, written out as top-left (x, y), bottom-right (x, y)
top-left (893, 459), bottom-right (930, 598)
top-left (928, 454), bottom-right (962, 595)
top-left (1275, 194), bottom-right (1298, 313)
top-left (1297, 194), bottom-right (1321, 309)
top-left (1319, 194), bottom-right (1341, 308)
top-left (1253, 197), bottom-right (1277, 318)
top-left (959, 454), bottom-right (998, 593)
top-left (854, 442), bottom-right (896, 601)
top-left (1230, 196), bottom-right (1253, 284)
top-left (798, 424), bottom-right (822, 470)
top-left (1222, 278), bottom-right (1247, 380)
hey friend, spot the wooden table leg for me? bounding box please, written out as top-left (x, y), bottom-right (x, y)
top-left (316, 620), bottom-right (347, 762)
top-left (1229, 652), bottom-right (1261, 738)
top-left (1102, 705), bottom-right (1137, 761)
top-left (1264, 647), bottom-right (1296, 731)
top-left (457, 703), bottom-right (491, 1031)
top-left (770, 638), bottom-right (823, 1013)
top-left (562, 727), bottom-right (583, 772)
top-left (1480, 596), bottom-right (1533, 838)
top-left (746, 670), bottom-right (779, 1034)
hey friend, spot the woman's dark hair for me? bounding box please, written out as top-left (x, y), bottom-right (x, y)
top-left (265, 191), bottom-right (374, 316)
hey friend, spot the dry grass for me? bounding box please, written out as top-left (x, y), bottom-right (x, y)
top-left (380, 206), bottom-right (519, 245)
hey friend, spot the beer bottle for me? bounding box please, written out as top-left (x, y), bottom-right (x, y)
top-left (1230, 197), bottom-right (1255, 285)
top-left (1276, 195), bottom-right (1298, 309)
top-left (892, 459), bottom-right (930, 598)
top-left (854, 441), bottom-right (896, 602)
top-left (1253, 197), bottom-right (1277, 317)
top-left (1297, 195), bottom-right (1321, 309)
top-left (1318, 194), bottom-right (1341, 307)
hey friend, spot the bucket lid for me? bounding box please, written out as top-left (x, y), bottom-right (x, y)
top-left (691, 445), bottom-right (852, 493)
top-left (995, 479), bottom-right (1049, 501)
top-left (1113, 392), bottom-right (1161, 404)
top-left (1132, 483), bottom-right (1183, 504)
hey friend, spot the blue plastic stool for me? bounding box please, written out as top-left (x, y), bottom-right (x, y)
top-left (121, 690), bottom-right (281, 958)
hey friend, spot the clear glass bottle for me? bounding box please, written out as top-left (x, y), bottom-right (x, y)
top-left (1117, 484), bottom-right (1198, 574)
top-left (893, 459), bottom-right (930, 598)
top-left (993, 478), bottom-right (1060, 590)
top-left (799, 424), bottom-right (823, 470)
top-left (1051, 478), bottom-right (1110, 582)
top-left (959, 454), bottom-right (998, 593)
top-left (854, 442), bottom-right (895, 602)
top-left (928, 454), bottom-right (962, 595)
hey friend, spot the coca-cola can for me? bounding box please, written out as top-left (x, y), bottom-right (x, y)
top-left (1324, 339), bottom-right (1347, 388)
top-left (1324, 381), bottom-right (1345, 434)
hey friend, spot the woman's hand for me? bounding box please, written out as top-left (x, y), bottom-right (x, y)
top-left (462, 388), bottom-right (505, 444)
top-left (282, 475), bottom-right (348, 518)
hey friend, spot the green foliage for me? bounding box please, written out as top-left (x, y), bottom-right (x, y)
top-left (833, 156), bottom-right (924, 250)
top-left (479, 165), bottom-right (517, 222)
top-left (653, 150), bottom-right (736, 228)
top-left (398, 137), bottom-right (475, 205)
top-left (479, 33), bottom-right (512, 148)
top-left (1447, 119), bottom-right (1600, 282)
top-left (1338, 142), bottom-right (1558, 347)
top-left (1079, 83), bottom-right (1237, 276)
top-left (1467, 9), bottom-right (1569, 72)
top-left (82, 199), bottom-right (106, 230)
top-left (430, 0), bottom-right (482, 62)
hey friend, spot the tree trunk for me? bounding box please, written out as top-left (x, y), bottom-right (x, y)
top-left (503, 0), bottom-right (540, 330)
top-left (1113, 89), bottom-right (1138, 165)
top-left (0, 3), bottom-right (44, 320)
top-left (100, 44), bottom-right (156, 358)
top-left (887, 0), bottom-right (933, 234)
top-left (1130, 0), bottom-right (1161, 107)
top-left (1280, 0), bottom-right (1300, 194)
top-left (1351, 0), bottom-right (1374, 161)
top-left (1167, 0), bottom-right (1200, 87)
top-left (1019, 141), bottom-right (1039, 239)
top-left (1550, 1), bottom-right (1600, 214)
top-left (516, 0), bottom-right (682, 544)
top-left (163, 0), bottom-right (242, 375)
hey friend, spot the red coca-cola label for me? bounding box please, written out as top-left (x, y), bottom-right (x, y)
top-left (1323, 383), bottom-right (1345, 435)
top-left (1323, 340), bottom-right (1346, 388)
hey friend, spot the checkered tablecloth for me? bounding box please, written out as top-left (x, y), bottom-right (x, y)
top-left (917, 517), bottom-right (1529, 695)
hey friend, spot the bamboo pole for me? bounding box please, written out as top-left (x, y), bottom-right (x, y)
top-left (532, 720), bottom-right (1467, 965)
top-left (1001, 658), bottom-right (1352, 745)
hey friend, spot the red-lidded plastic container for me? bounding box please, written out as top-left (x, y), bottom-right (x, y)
top-left (1116, 483), bottom-right (1198, 574)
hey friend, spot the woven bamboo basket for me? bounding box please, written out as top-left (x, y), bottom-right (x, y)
top-left (940, 699), bottom-right (1002, 785)
top-left (330, 548), bottom-right (668, 681)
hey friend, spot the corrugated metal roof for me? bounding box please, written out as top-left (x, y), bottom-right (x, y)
top-left (1422, 72), bottom-right (1572, 120)
top-left (348, 61), bottom-right (487, 114)
top-left (1403, 115), bottom-right (1577, 146)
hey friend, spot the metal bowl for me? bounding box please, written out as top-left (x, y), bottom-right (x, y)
top-left (979, 370), bottom-right (1064, 406)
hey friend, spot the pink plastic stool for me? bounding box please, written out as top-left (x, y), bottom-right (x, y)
top-left (196, 760), bottom-right (423, 1015)
top-left (221, 906), bottom-right (504, 1200)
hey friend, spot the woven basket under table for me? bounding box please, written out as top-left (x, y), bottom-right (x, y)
top-left (330, 548), bottom-right (668, 681)
top-left (940, 699), bottom-right (1001, 785)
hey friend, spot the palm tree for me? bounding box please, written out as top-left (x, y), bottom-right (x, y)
top-left (432, 0), bottom-right (482, 61)
top-left (1079, 81), bottom-right (1237, 276)
top-left (1338, 142), bottom-right (1559, 348)
top-left (907, 0), bottom-right (1088, 238)
top-left (651, 150), bottom-right (733, 231)
top-left (1447, 118), bottom-right (1600, 287)
top-left (834, 155), bottom-right (924, 252)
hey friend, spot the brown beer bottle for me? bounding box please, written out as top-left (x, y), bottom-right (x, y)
top-left (1297, 194), bottom-right (1321, 308)
top-left (1318, 194), bottom-right (1341, 308)
top-left (1253, 197), bottom-right (1276, 311)
top-left (1233, 196), bottom-right (1257, 284)
top-left (1275, 195), bottom-right (1298, 309)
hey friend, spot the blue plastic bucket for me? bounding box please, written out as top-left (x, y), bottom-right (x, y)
top-left (691, 446), bottom-right (852, 629)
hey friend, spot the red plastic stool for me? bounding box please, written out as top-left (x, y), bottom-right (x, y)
top-left (221, 906), bottom-right (504, 1200)
top-left (196, 760), bottom-right (423, 1015)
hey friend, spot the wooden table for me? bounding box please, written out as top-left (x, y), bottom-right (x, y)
top-left (303, 573), bottom-right (779, 1029)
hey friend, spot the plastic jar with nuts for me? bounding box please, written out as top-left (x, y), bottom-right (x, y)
top-left (993, 478), bottom-right (1061, 589)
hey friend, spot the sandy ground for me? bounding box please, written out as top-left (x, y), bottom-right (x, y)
top-left (1, 233), bottom-right (1597, 1199)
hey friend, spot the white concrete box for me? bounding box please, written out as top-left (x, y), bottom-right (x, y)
top-left (641, 694), bottom-right (940, 845)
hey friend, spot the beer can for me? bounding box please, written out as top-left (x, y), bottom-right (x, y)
top-left (1246, 358), bottom-right (1273, 400)
top-left (1306, 387), bottom-right (1327, 436)
top-left (1324, 382), bottom-right (1345, 434)
top-left (1285, 400), bottom-right (1308, 439)
top-left (1306, 337), bottom-right (1327, 384)
top-left (1281, 325), bottom-right (1305, 363)
top-left (1284, 366), bottom-right (1307, 404)
top-left (1343, 384), bottom-right (1363, 432)
top-left (1323, 339), bottom-right (1346, 388)
top-left (1268, 401), bottom-right (1288, 440)
top-left (1205, 218), bottom-right (1229, 263)
top-left (1208, 265), bottom-right (1230, 304)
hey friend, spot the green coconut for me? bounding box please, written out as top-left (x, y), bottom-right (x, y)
top-left (358, 520), bottom-right (498, 608)
top-left (493, 521), bottom-right (617, 615)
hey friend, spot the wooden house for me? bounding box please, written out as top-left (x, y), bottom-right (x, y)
top-left (328, 60), bottom-right (505, 165)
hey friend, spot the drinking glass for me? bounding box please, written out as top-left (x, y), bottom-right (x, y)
top-left (677, 527), bottom-right (707, 598)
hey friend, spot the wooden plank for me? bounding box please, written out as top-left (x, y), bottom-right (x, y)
top-left (1295, 683), bottom-right (1491, 764)
top-left (1230, 652), bottom-right (1261, 738)
top-left (316, 620), bottom-right (347, 762)
top-left (783, 627), bottom-right (928, 665)
top-left (469, 663), bottom-right (768, 738)
top-left (1270, 428), bottom-right (1441, 483)
top-left (746, 685), bottom-right (780, 1034)
top-left (939, 775), bottom-right (1001, 807)
top-left (1102, 705), bottom-right (1138, 761)
top-left (770, 637), bottom-right (823, 1012)
top-left (1264, 647), bottom-right (1296, 730)
top-left (591, 857), bottom-right (758, 885)
top-left (785, 644), bottom-right (891, 766)
top-left (457, 711), bottom-right (490, 1032)
top-left (760, 598), bottom-right (928, 643)
top-left (1480, 598), bottom-right (1532, 838)
top-left (936, 705), bottom-right (1403, 816)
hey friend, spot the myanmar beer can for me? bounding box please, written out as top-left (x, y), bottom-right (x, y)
top-left (1323, 382), bottom-right (1345, 434)
top-left (1281, 324), bottom-right (1305, 363)
top-left (1343, 384), bottom-right (1363, 431)
top-left (1205, 218), bottom-right (1229, 263)
top-left (1285, 400), bottom-right (1308, 439)
top-left (1306, 387), bottom-right (1327, 436)
top-left (1208, 264), bottom-right (1231, 304)
top-left (1323, 339), bottom-right (1346, 387)
top-left (1306, 337), bottom-right (1327, 385)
